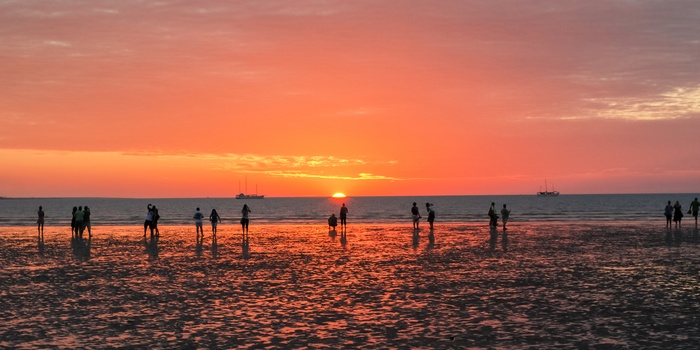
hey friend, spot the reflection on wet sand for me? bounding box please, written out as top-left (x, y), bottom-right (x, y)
top-left (241, 232), bottom-right (250, 259)
top-left (211, 234), bottom-right (218, 258)
top-left (339, 227), bottom-right (347, 247)
top-left (488, 226), bottom-right (509, 252)
top-left (412, 228), bottom-right (420, 249)
top-left (145, 234), bottom-right (159, 259)
top-left (71, 235), bottom-right (91, 261)
top-left (5, 223), bottom-right (700, 348)
top-left (37, 235), bottom-right (45, 256)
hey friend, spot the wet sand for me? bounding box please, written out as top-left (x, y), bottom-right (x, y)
top-left (2, 222), bottom-right (700, 348)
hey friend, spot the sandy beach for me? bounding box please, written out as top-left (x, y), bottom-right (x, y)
top-left (2, 222), bottom-right (700, 348)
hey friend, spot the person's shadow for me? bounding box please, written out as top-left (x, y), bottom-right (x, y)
top-left (145, 234), bottom-right (159, 259)
top-left (71, 235), bottom-right (92, 261)
top-left (427, 229), bottom-right (435, 250)
top-left (412, 228), bottom-right (420, 249)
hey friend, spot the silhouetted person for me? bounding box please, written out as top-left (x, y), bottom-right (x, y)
top-left (488, 202), bottom-right (498, 228)
top-left (665, 201), bottom-right (673, 229)
top-left (241, 204), bottom-right (251, 236)
top-left (37, 206), bottom-right (45, 239)
top-left (689, 197), bottom-right (700, 226)
top-left (83, 205), bottom-right (92, 238)
top-left (71, 206), bottom-right (77, 237)
top-left (194, 207), bottom-right (205, 240)
top-left (151, 205), bottom-right (160, 238)
top-left (328, 213), bottom-right (338, 231)
top-left (411, 202), bottom-right (421, 229)
top-left (673, 201), bottom-right (683, 229)
top-left (209, 209), bottom-right (221, 237)
top-left (426, 203), bottom-right (435, 230)
top-left (500, 204), bottom-right (510, 230)
top-left (144, 204), bottom-right (154, 237)
top-left (74, 206), bottom-right (85, 238)
top-left (340, 203), bottom-right (348, 228)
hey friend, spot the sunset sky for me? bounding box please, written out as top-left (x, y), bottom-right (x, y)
top-left (1, 1), bottom-right (699, 197)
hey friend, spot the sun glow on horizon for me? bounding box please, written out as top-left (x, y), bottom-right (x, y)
top-left (332, 192), bottom-right (346, 198)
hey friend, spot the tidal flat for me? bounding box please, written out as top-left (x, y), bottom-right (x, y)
top-left (1, 223), bottom-right (700, 349)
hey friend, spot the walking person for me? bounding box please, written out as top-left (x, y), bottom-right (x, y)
top-left (37, 206), bottom-right (45, 238)
top-left (426, 203), bottom-right (435, 230)
top-left (241, 204), bottom-right (251, 236)
top-left (209, 209), bottom-right (221, 237)
top-left (339, 203), bottom-right (348, 229)
top-left (501, 204), bottom-right (511, 230)
top-left (193, 207), bottom-right (205, 240)
top-left (665, 201), bottom-right (673, 229)
top-left (411, 202), bottom-right (421, 229)
top-left (689, 197), bottom-right (700, 226)
top-left (673, 201), bottom-right (683, 229)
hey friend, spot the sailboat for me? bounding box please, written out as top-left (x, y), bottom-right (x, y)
top-left (537, 180), bottom-right (560, 197)
top-left (236, 178), bottom-right (264, 199)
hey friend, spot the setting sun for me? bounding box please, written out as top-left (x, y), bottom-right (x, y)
top-left (332, 192), bottom-right (346, 198)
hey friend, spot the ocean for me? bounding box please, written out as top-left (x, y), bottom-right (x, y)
top-left (0, 193), bottom-right (695, 226)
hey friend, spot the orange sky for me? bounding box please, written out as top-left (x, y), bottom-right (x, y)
top-left (1, 1), bottom-right (699, 197)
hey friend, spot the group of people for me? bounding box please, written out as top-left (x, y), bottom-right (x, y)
top-left (665, 198), bottom-right (700, 229)
top-left (328, 203), bottom-right (349, 231)
top-left (70, 206), bottom-right (92, 239)
top-left (193, 204), bottom-right (252, 239)
top-left (144, 204), bottom-right (161, 238)
top-left (328, 202), bottom-right (442, 231)
top-left (409, 202), bottom-right (436, 230)
top-left (488, 202), bottom-right (511, 230)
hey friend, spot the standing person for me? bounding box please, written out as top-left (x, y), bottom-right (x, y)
top-left (673, 201), bottom-right (683, 229)
top-left (411, 202), bottom-right (421, 229)
top-left (339, 203), bottom-right (348, 229)
top-left (151, 205), bottom-right (160, 238)
top-left (665, 201), bottom-right (674, 229)
top-left (426, 203), bottom-right (435, 230)
top-left (144, 204), bottom-right (154, 238)
top-left (689, 197), bottom-right (700, 226)
top-left (37, 206), bottom-right (45, 238)
top-left (328, 213), bottom-right (338, 230)
top-left (194, 207), bottom-right (205, 239)
top-left (501, 204), bottom-right (511, 230)
top-left (83, 206), bottom-right (92, 238)
top-left (209, 209), bottom-right (221, 236)
top-left (488, 202), bottom-right (498, 228)
top-left (74, 206), bottom-right (85, 239)
top-left (71, 206), bottom-right (77, 237)
top-left (241, 204), bottom-right (251, 235)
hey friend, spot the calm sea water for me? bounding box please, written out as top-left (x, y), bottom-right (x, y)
top-left (0, 194), bottom-right (696, 226)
